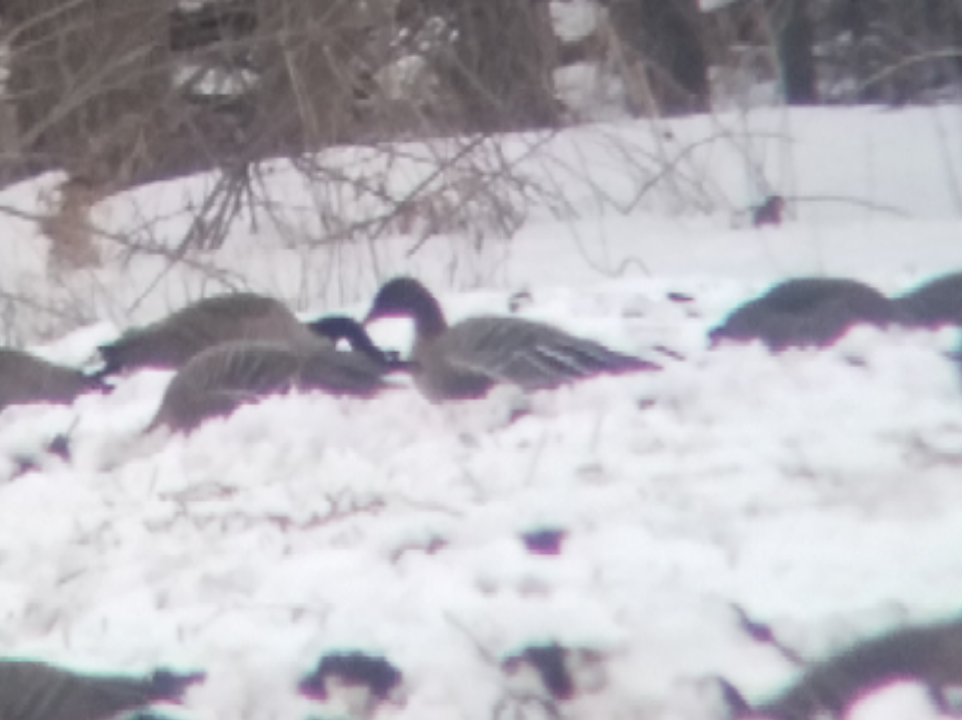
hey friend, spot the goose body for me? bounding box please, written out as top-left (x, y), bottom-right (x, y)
top-left (894, 271), bottom-right (962, 327)
top-left (0, 349), bottom-right (106, 412)
top-left (151, 320), bottom-right (395, 432)
top-left (0, 659), bottom-right (203, 720)
top-left (710, 277), bottom-right (896, 351)
top-left (99, 292), bottom-right (319, 375)
top-left (751, 619), bottom-right (962, 720)
top-left (364, 277), bottom-right (659, 401)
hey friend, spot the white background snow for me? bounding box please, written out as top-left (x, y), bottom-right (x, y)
top-left (0, 100), bottom-right (962, 719)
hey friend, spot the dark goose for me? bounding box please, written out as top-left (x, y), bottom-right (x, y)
top-left (364, 276), bottom-right (659, 401)
top-left (710, 277), bottom-right (897, 351)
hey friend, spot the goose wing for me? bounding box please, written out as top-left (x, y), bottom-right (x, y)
top-left (154, 342), bottom-right (302, 431)
top-left (296, 346), bottom-right (390, 397)
top-left (436, 317), bottom-right (657, 391)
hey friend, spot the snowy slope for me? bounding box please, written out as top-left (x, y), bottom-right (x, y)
top-left (0, 107), bottom-right (961, 720)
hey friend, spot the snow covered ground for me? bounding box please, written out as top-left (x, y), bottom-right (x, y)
top-left (1, 105), bottom-right (962, 720)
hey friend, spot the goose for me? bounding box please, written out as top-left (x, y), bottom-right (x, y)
top-left (709, 277), bottom-right (897, 351)
top-left (748, 619), bottom-right (962, 720)
top-left (150, 320), bottom-right (398, 433)
top-left (0, 348), bottom-right (107, 413)
top-left (0, 659), bottom-right (204, 720)
top-left (363, 277), bottom-right (659, 401)
top-left (98, 292), bottom-right (324, 375)
top-left (893, 271), bottom-right (962, 328)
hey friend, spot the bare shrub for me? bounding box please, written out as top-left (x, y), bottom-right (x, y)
top-left (0, 0), bottom-right (956, 343)
top-left (38, 177), bottom-right (103, 272)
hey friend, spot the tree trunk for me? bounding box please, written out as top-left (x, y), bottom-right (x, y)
top-left (604, 0), bottom-right (709, 116)
top-left (774, 0), bottom-right (818, 104)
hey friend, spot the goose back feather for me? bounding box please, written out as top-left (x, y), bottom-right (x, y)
top-left (100, 293), bottom-right (319, 374)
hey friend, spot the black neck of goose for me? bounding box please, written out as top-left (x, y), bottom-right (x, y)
top-left (408, 292), bottom-right (447, 340)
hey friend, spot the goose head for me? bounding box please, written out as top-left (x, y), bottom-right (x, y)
top-left (364, 277), bottom-right (447, 339)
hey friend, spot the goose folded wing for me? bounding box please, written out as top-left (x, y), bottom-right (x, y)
top-left (208, 343), bottom-right (303, 394)
top-left (156, 343), bottom-right (302, 429)
top-left (440, 317), bottom-right (657, 390)
top-left (296, 348), bottom-right (389, 396)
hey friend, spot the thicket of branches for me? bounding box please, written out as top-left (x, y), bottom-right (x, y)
top-left (0, 0), bottom-right (958, 275)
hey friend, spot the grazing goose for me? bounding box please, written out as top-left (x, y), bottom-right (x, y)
top-left (150, 330), bottom-right (394, 433)
top-left (98, 292), bottom-right (322, 375)
top-left (747, 619), bottom-right (962, 720)
top-left (0, 349), bottom-right (107, 413)
top-left (894, 271), bottom-right (962, 328)
top-left (363, 277), bottom-right (659, 401)
top-left (0, 659), bottom-right (204, 720)
top-left (710, 277), bottom-right (896, 351)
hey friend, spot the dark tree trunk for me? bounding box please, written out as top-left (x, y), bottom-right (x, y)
top-left (605, 0), bottom-right (709, 116)
top-left (775, 0), bottom-right (818, 104)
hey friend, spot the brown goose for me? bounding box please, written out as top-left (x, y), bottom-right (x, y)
top-left (0, 349), bottom-right (107, 413)
top-left (0, 658), bottom-right (204, 720)
top-left (150, 318), bottom-right (399, 433)
top-left (98, 292), bottom-right (321, 375)
top-left (710, 277), bottom-right (897, 351)
top-left (363, 277), bottom-right (659, 401)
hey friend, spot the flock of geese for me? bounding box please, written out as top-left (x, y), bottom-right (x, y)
top-left (1, 599), bottom-right (961, 720)
top-left (0, 272), bottom-right (961, 437)
top-left (0, 271), bottom-right (961, 718)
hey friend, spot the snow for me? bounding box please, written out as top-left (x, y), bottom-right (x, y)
top-left (1, 105), bottom-right (962, 720)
